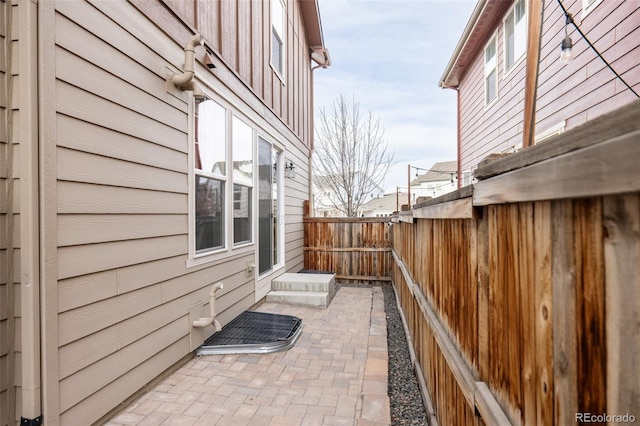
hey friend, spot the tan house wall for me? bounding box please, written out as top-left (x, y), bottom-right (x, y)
top-left (1, 0), bottom-right (322, 424)
top-left (2, 1), bottom-right (22, 424)
top-left (1, 0), bottom-right (11, 421)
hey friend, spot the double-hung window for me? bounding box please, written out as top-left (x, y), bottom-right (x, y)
top-left (485, 35), bottom-right (497, 105)
top-left (232, 116), bottom-right (253, 245)
top-left (271, 0), bottom-right (285, 78)
top-left (504, 0), bottom-right (526, 72)
top-left (194, 99), bottom-right (227, 254)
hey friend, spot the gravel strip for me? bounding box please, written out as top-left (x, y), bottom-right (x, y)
top-left (336, 282), bottom-right (428, 425)
top-left (382, 283), bottom-right (428, 425)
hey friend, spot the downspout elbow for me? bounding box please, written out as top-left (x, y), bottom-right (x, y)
top-left (192, 282), bottom-right (224, 331)
top-left (172, 34), bottom-right (204, 91)
top-left (181, 80), bottom-right (205, 103)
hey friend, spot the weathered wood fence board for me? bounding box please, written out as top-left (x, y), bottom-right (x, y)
top-left (303, 192), bottom-right (637, 425)
top-left (390, 192), bottom-right (634, 425)
top-left (303, 211), bottom-right (391, 282)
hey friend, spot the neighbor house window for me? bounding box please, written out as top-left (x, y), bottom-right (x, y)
top-left (504, 0), bottom-right (526, 72)
top-left (271, 0), bottom-right (285, 77)
top-left (195, 99), bottom-right (227, 254)
top-left (232, 116), bottom-right (253, 245)
top-left (485, 35), bottom-right (497, 105)
top-left (582, 0), bottom-right (602, 18)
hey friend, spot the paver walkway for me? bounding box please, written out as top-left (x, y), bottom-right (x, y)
top-left (105, 286), bottom-right (390, 425)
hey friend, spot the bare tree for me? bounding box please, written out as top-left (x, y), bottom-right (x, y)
top-left (313, 95), bottom-right (393, 217)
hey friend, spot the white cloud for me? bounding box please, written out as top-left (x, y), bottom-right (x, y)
top-left (314, 0), bottom-right (476, 191)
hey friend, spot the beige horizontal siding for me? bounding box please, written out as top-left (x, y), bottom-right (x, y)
top-left (57, 252), bottom-right (254, 314)
top-left (58, 284), bottom-right (163, 347)
top-left (56, 48), bottom-right (186, 131)
top-left (57, 181), bottom-right (188, 214)
top-left (58, 326), bottom-right (117, 380)
top-left (57, 214), bottom-right (186, 247)
top-left (55, 14), bottom-right (185, 111)
top-left (57, 115), bottom-right (187, 174)
top-left (57, 270), bottom-right (117, 314)
top-left (57, 235), bottom-right (187, 279)
top-left (57, 82), bottom-right (187, 152)
top-left (59, 317), bottom-right (186, 412)
top-left (58, 263), bottom-right (253, 423)
top-left (60, 337), bottom-right (189, 425)
top-left (57, 148), bottom-right (187, 193)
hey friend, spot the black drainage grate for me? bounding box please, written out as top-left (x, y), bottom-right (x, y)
top-left (196, 311), bottom-right (302, 355)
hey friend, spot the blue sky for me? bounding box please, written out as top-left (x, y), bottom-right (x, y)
top-left (314, 0), bottom-right (477, 193)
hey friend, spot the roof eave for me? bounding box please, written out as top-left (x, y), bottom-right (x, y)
top-left (439, 0), bottom-right (488, 89)
top-left (299, 0), bottom-right (325, 48)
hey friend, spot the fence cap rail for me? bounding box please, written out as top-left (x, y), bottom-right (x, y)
top-left (412, 185), bottom-right (474, 209)
top-left (303, 216), bottom-right (391, 223)
top-left (475, 99), bottom-right (640, 180)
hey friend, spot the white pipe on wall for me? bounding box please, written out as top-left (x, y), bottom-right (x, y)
top-left (172, 34), bottom-right (205, 102)
top-left (192, 282), bottom-right (224, 331)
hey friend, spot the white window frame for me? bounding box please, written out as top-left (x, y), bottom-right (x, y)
top-left (503, 0), bottom-right (527, 75)
top-left (231, 114), bottom-right (255, 247)
top-left (484, 34), bottom-right (498, 107)
top-left (191, 97), bottom-right (229, 260)
top-left (581, 0), bottom-right (603, 19)
top-left (271, 0), bottom-right (286, 81)
top-left (188, 93), bottom-right (259, 268)
top-left (535, 120), bottom-right (566, 144)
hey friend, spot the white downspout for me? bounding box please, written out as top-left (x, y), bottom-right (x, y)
top-left (192, 282), bottom-right (224, 331)
top-left (171, 34), bottom-right (205, 102)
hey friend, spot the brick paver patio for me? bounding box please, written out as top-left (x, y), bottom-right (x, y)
top-left (105, 286), bottom-right (390, 425)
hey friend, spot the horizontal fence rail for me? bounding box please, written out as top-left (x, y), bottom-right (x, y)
top-left (303, 205), bottom-right (392, 283)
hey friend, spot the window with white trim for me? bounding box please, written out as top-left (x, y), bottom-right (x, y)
top-left (504, 0), bottom-right (527, 72)
top-left (582, 0), bottom-right (603, 18)
top-left (485, 35), bottom-right (497, 105)
top-left (271, 0), bottom-right (285, 78)
top-left (195, 99), bottom-right (227, 254)
top-left (232, 116), bottom-right (253, 245)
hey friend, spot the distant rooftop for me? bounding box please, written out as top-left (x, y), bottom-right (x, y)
top-left (360, 192), bottom-right (409, 213)
top-left (411, 161), bottom-right (458, 185)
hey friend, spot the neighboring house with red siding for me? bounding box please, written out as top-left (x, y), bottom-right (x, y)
top-left (440, 0), bottom-right (640, 181)
top-left (0, 1), bottom-right (329, 425)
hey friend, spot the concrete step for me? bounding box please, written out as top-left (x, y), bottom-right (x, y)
top-left (266, 290), bottom-right (332, 309)
top-left (267, 273), bottom-right (337, 308)
top-left (271, 272), bottom-right (336, 295)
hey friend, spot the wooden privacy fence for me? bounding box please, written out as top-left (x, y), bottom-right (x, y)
top-left (303, 203), bottom-right (392, 283)
top-left (391, 102), bottom-right (640, 425)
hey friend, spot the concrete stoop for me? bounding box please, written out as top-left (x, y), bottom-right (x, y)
top-left (266, 272), bottom-right (336, 308)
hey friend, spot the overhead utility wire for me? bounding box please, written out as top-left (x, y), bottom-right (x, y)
top-left (411, 165), bottom-right (457, 175)
top-left (557, 0), bottom-right (639, 98)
